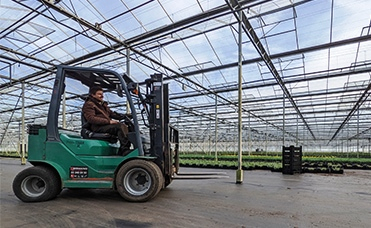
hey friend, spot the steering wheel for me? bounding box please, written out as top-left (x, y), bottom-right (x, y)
top-left (122, 114), bottom-right (135, 132)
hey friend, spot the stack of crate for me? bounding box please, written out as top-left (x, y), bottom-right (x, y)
top-left (282, 145), bottom-right (302, 174)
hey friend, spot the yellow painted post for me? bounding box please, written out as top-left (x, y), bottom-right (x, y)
top-left (236, 8), bottom-right (243, 184)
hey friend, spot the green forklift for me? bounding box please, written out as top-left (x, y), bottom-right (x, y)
top-left (12, 65), bottom-right (180, 202)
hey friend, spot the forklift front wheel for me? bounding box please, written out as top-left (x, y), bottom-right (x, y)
top-left (116, 159), bottom-right (164, 202)
top-left (12, 166), bottom-right (61, 202)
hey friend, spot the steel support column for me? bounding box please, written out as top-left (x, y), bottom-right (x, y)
top-left (236, 9), bottom-right (243, 184)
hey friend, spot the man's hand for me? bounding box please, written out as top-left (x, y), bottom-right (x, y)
top-left (110, 120), bottom-right (119, 124)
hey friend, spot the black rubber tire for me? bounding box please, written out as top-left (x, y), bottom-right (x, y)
top-left (12, 166), bottom-right (61, 202)
top-left (116, 159), bottom-right (164, 202)
top-left (47, 166), bottom-right (62, 200)
top-left (146, 161), bottom-right (164, 199)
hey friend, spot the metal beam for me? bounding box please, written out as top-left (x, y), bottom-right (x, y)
top-left (176, 34), bottom-right (371, 79)
top-left (329, 83), bottom-right (371, 143)
top-left (171, 62), bottom-right (371, 99)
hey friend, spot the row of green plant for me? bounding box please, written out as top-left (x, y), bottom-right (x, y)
top-left (179, 158), bottom-right (371, 171)
top-left (0, 151), bottom-right (22, 157)
top-left (180, 158), bottom-right (282, 170)
top-left (181, 151), bottom-right (371, 158)
top-left (301, 167), bottom-right (344, 174)
top-left (179, 154), bottom-right (371, 164)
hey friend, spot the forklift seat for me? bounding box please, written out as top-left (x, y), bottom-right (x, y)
top-left (80, 112), bottom-right (117, 143)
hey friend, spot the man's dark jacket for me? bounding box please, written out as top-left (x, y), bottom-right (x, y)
top-left (82, 95), bottom-right (123, 131)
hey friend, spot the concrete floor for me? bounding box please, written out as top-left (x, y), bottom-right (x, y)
top-left (1, 157), bottom-right (371, 228)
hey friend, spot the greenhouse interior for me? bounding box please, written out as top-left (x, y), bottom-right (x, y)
top-left (1, 0), bottom-right (371, 156)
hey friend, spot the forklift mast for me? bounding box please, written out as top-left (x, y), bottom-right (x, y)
top-left (145, 73), bottom-right (179, 183)
top-left (146, 74), bottom-right (166, 163)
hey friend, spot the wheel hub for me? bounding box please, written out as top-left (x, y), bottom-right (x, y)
top-left (124, 168), bottom-right (151, 196)
top-left (135, 173), bottom-right (148, 186)
top-left (21, 175), bottom-right (46, 197)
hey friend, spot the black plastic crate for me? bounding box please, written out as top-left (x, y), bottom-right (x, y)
top-left (282, 145), bottom-right (302, 174)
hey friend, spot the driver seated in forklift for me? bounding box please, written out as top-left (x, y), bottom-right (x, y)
top-left (82, 85), bottom-right (132, 156)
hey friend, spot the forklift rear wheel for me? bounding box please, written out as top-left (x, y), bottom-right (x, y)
top-left (12, 166), bottom-right (61, 202)
top-left (116, 159), bottom-right (164, 202)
